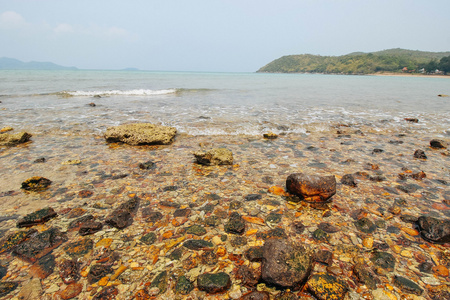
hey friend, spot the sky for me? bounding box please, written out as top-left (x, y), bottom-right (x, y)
top-left (1, 0), bottom-right (449, 72)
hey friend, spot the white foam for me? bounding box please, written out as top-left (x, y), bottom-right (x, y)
top-left (65, 89), bottom-right (177, 97)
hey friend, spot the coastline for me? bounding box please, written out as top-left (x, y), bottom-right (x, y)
top-left (371, 72), bottom-right (450, 78)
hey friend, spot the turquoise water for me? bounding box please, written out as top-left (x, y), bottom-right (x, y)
top-left (0, 70), bottom-right (449, 136)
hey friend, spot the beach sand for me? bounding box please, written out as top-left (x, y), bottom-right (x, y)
top-left (0, 128), bottom-right (449, 299)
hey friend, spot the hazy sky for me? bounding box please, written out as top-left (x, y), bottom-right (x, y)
top-left (1, 0), bottom-right (449, 72)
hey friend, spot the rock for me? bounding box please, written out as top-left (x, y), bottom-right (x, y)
top-left (240, 291), bottom-right (271, 300)
top-left (139, 160), bottom-right (156, 170)
top-left (30, 253), bottom-right (56, 279)
top-left (62, 159), bottom-right (81, 165)
top-left (13, 227), bottom-right (67, 263)
top-left (370, 251), bottom-right (396, 272)
top-left (0, 282), bottom-right (19, 297)
top-left (33, 157), bottom-right (46, 163)
top-left (341, 174), bottom-right (357, 187)
top-left (183, 239), bottom-right (214, 250)
top-left (68, 214), bottom-right (95, 231)
top-left (21, 176), bottom-right (52, 192)
top-left (405, 118), bottom-right (419, 123)
top-left (0, 229), bottom-right (37, 254)
top-left (235, 265), bottom-right (261, 288)
top-left (318, 222), bottom-right (340, 233)
top-left (263, 132), bottom-right (278, 139)
top-left (224, 212), bottom-right (246, 235)
top-left (197, 272), bottom-right (231, 294)
top-left (417, 216), bottom-right (450, 243)
top-left (413, 149), bottom-right (427, 159)
top-left (307, 273), bottom-right (348, 300)
top-left (150, 271), bottom-right (168, 294)
top-left (93, 286), bottom-right (118, 300)
top-left (59, 259), bottom-right (80, 284)
top-left (175, 275), bottom-right (194, 295)
top-left (430, 139), bottom-right (447, 149)
top-left (104, 123), bottom-right (177, 145)
top-left (438, 94), bottom-right (449, 97)
top-left (0, 265), bottom-right (6, 279)
top-left (63, 238), bottom-right (93, 258)
top-left (286, 173), bottom-right (336, 202)
top-left (261, 238), bottom-right (313, 289)
top-left (141, 208), bottom-right (163, 223)
top-left (140, 232), bottom-right (157, 245)
top-left (0, 131), bottom-right (32, 146)
top-left (0, 126), bottom-right (13, 133)
top-left (186, 224), bottom-right (207, 236)
top-left (312, 228), bottom-right (330, 242)
top-left (353, 263), bottom-right (380, 289)
top-left (105, 209), bottom-right (132, 229)
top-left (193, 148), bottom-right (233, 165)
top-left (314, 250), bottom-right (333, 265)
top-left (88, 102), bottom-right (96, 107)
top-left (418, 262), bottom-right (433, 273)
top-left (245, 194), bottom-right (262, 201)
top-left (58, 283), bottom-right (83, 300)
top-left (354, 217), bottom-right (377, 233)
top-left (79, 220), bottom-right (103, 236)
top-left (17, 277), bottom-right (42, 300)
top-left (245, 246), bottom-right (264, 262)
top-left (16, 207), bottom-right (57, 228)
top-left (393, 275), bottom-right (423, 295)
top-left (87, 264), bottom-right (113, 284)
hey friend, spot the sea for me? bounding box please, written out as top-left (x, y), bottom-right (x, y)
top-left (1, 70), bottom-right (449, 137)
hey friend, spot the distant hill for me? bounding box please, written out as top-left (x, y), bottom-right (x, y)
top-left (0, 57), bottom-right (77, 70)
top-left (257, 48), bottom-right (450, 74)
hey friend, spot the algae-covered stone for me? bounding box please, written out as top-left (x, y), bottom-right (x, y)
top-left (21, 176), bottom-right (52, 192)
top-left (193, 148), bottom-right (233, 165)
top-left (140, 232), bottom-right (157, 245)
top-left (370, 251), bottom-right (396, 272)
top-left (307, 273), bottom-right (348, 300)
top-left (183, 239), bottom-right (214, 250)
top-left (354, 217), bottom-right (376, 233)
top-left (17, 207), bottom-right (57, 228)
top-left (186, 224), bottom-right (207, 236)
top-left (393, 275), bottom-right (423, 295)
top-left (151, 271), bottom-right (168, 294)
top-left (175, 275), bottom-right (194, 295)
top-left (224, 212), bottom-right (246, 235)
top-left (0, 282), bottom-right (19, 297)
top-left (197, 272), bottom-right (231, 294)
top-left (417, 215), bottom-right (450, 243)
top-left (104, 123), bottom-right (177, 145)
top-left (0, 131), bottom-right (32, 146)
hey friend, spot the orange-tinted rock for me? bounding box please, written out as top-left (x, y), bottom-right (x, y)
top-left (286, 173), bottom-right (336, 202)
top-left (268, 186), bottom-right (286, 196)
top-left (432, 265), bottom-right (449, 277)
top-left (59, 283), bottom-right (83, 300)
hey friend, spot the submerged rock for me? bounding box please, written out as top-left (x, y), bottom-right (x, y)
top-left (16, 207), bottom-right (57, 228)
top-left (417, 216), bottom-right (450, 243)
top-left (430, 139), bottom-right (447, 149)
top-left (340, 174), bottom-right (357, 187)
top-left (307, 273), bottom-right (348, 300)
top-left (413, 149), bottom-right (427, 159)
top-left (21, 176), bottom-right (52, 192)
top-left (261, 238), bottom-right (313, 290)
top-left (286, 173), bottom-right (336, 202)
top-left (0, 131), bottom-right (32, 146)
top-left (193, 148), bottom-right (233, 165)
top-left (393, 275), bottom-right (423, 295)
top-left (104, 123), bottom-right (177, 145)
top-left (0, 282), bottom-right (19, 297)
top-left (263, 132), bottom-right (278, 139)
top-left (197, 272), bottom-right (231, 294)
top-left (224, 212), bottom-right (246, 235)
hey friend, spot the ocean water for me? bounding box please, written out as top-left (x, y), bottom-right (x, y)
top-left (1, 70), bottom-right (449, 136)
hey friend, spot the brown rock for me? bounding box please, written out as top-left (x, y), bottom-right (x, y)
top-left (240, 291), bottom-right (270, 300)
top-left (0, 131), bottom-right (32, 146)
top-left (16, 207), bottom-right (57, 228)
top-left (286, 173), bottom-right (336, 202)
top-left (59, 259), bottom-right (80, 284)
top-left (104, 123), bottom-right (176, 145)
top-left (430, 139), bottom-right (447, 149)
top-left (21, 176), bottom-right (52, 192)
top-left (193, 148), bottom-right (233, 165)
top-left (58, 283), bottom-right (83, 300)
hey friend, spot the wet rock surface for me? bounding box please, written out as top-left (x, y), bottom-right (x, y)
top-left (193, 148), bottom-right (234, 165)
top-left (21, 176), bottom-right (52, 192)
top-left (417, 215), bottom-right (450, 243)
top-left (104, 123), bottom-right (177, 145)
top-left (197, 272), bottom-right (231, 294)
top-left (0, 131), bottom-right (31, 146)
top-left (286, 173), bottom-right (336, 202)
top-left (16, 207), bottom-right (57, 228)
top-left (307, 273), bottom-right (348, 300)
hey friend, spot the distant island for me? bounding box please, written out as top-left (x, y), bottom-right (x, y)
top-left (0, 57), bottom-right (78, 70)
top-left (257, 48), bottom-right (450, 75)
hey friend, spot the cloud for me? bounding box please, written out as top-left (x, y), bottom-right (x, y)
top-left (0, 11), bottom-right (27, 29)
top-left (53, 23), bottom-right (74, 34)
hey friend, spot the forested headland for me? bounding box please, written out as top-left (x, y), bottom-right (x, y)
top-left (257, 48), bottom-right (450, 75)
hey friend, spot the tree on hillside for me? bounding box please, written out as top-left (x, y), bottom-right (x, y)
top-left (425, 59), bottom-right (439, 73)
top-left (439, 56), bottom-right (450, 74)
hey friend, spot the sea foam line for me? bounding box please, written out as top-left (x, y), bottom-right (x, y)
top-left (61, 89), bottom-right (177, 97)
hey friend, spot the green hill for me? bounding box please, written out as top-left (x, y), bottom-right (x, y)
top-left (257, 48), bottom-right (450, 74)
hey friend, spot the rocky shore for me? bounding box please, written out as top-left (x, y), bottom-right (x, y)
top-left (0, 123), bottom-right (449, 299)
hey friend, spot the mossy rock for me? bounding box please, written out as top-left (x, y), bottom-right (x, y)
top-left (193, 148), bottom-right (233, 165)
top-left (104, 123), bottom-right (177, 145)
top-left (21, 176), bottom-right (52, 192)
top-left (0, 132), bottom-right (32, 146)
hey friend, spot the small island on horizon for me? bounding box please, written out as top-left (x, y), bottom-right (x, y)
top-left (258, 48), bottom-right (450, 76)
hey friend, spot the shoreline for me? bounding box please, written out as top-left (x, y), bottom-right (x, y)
top-left (371, 72), bottom-right (450, 78)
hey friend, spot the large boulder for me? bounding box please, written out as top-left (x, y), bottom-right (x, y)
top-left (0, 132), bottom-right (32, 146)
top-left (286, 173), bottom-right (336, 202)
top-left (104, 123), bottom-right (176, 145)
top-left (193, 148), bottom-right (233, 165)
top-left (417, 216), bottom-right (450, 243)
top-left (261, 238), bottom-right (313, 290)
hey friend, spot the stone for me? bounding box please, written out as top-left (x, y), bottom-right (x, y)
top-left (312, 228), bottom-right (330, 242)
top-left (0, 131), bottom-right (32, 146)
top-left (63, 238), bottom-right (93, 258)
top-left (21, 176), bottom-right (51, 192)
top-left (261, 238), bottom-right (313, 289)
top-left (307, 273), bottom-right (348, 300)
top-left (354, 217), bottom-right (377, 233)
top-left (93, 286), bottom-right (118, 300)
top-left (13, 227), bottom-right (67, 263)
top-left (33, 157), bottom-right (46, 163)
top-left (118, 197), bottom-right (140, 213)
top-left (263, 132), bottom-right (278, 139)
top-left (186, 224), bottom-right (207, 236)
top-left (17, 277), bottom-right (42, 300)
top-left (175, 275), bottom-right (194, 295)
top-left (150, 271), bottom-right (168, 294)
top-left (341, 174), bottom-right (357, 187)
top-left (30, 253), bottom-right (56, 279)
top-left (62, 159), bottom-right (81, 165)
top-left (353, 263), bottom-right (380, 289)
top-left (430, 139), bottom-right (447, 149)
top-left (286, 173), bottom-right (336, 202)
top-left (197, 272), bottom-right (231, 294)
top-left (0, 229), bottom-right (37, 254)
top-left (318, 222), bottom-right (340, 233)
top-left (393, 275), bottom-right (423, 295)
top-left (240, 291), bottom-right (271, 300)
top-left (0, 265), bottom-right (6, 279)
top-left (68, 214), bottom-right (95, 231)
top-left (370, 251), bottom-right (396, 272)
top-left (140, 232), bottom-right (157, 245)
top-left (235, 265), bottom-right (261, 288)
top-left (245, 246), bottom-right (264, 262)
top-left (183, 239), bottom-right (214, 250)
top-left (224, 212), bottom-right (246, 235)
top-left (139, 160), bottom-right (156, 170)
top-left (16, 207), bottom-right (57, 228)
top-left (174, 208), bottom-right (191, 218)
top-left (58, 283), bottom-right (83, 300)
top-left (417, 216), bottom-right (450, 243)
top-left (105, 209), bottom-right (133, 229)
top-left (59, 259), bottom-right (80, 284)
top-left (79, 220), bottom-right (103, 236)
top-left (0, 282), bottom-right (19, 297)
top-left (413, 149), bottom-right (427, 159)
top-left (88, 264), bottom-right (113, 284)
top-left (405, 118), bottom-right (419, 123)
top-left (245, 194), bottom-right (262, 201)
top-left (141, 208), bottom-right (164, 223)
top-left (314, 250), bottom-right (333, 265)
top-left (193, 148), bottom-right (233, 165)
top-left (0, 126), bottom-right (13, 133)
top-left (104, 123), bottom-right (177, 145)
